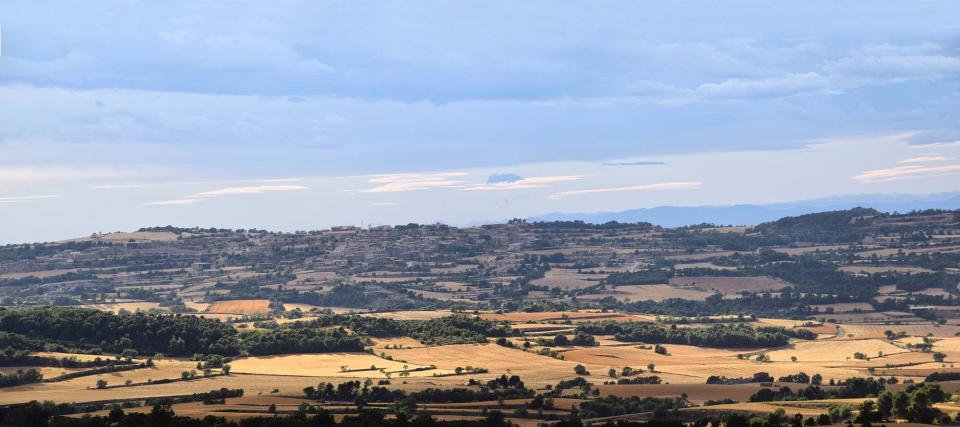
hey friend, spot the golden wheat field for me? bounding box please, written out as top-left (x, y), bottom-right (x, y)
top-left (206, 299), bottom-right (272, 314)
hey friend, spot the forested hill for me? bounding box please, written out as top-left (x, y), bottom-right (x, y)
top-left (751, 208), bottom-right (959, 243)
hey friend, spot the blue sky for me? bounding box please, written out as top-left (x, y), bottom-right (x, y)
top-left (1, 1), bottom-right (959, 242)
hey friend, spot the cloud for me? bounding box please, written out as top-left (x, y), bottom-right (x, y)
top-left (462, 175), bottom-right (584, 191)
top-left (853, 164), bottom-right (960, 183)
top-left (370, 202), bottom-right (400, 207)
top-left (0, 165), bottom-right (138, 187)
top-left (191, 184), bottom-right (308, 197)
top-left (145, 184), bottom-right (308, 206)
top-left (549, 181), bottom-right (702, 198)
top-left (602, 160), bottom-right (666, 166)
top-left (93, 177), bottom-right (302, 190)
top-left (144, 198), bottom-right (206, 206)
top-left (695, 72), bottom-right (831, 99)
top-left (911, 140), bottom-right (960, 149)
top-left (0, 194), bottom-right (60, 204)
top-left (359, 173), bottom-right (469, 193)
top-left (899, 156), bottom-right (950, 163)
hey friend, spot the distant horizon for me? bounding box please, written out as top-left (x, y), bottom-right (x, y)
top-left (15, 191), bottom-right (959, 245)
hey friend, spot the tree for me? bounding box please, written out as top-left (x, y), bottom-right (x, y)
top-left (96, 379), bottom-right (108, 389)
top-left (647, 363), bottom-right (655, 373)
top-left (553, 334), bottom-right (569, 346)
top-left (608, 368), bottom-right (617, 378)
top-left (892, 391), bottom-right (910, 420)
top-left (811, 373), bottom-right (823, 385)
top-left (574, 364), bottom-right (589, 375)
top-left (222, 364), bottom-right (231, 375)
top-left (876, 391), bottom-right (893, 421)
top-left (107, 407), bottom-right (125, 422)
top-left (933, 352), bottom-right (946, 362)
top-left (858, 400), bottom-right (876, 425)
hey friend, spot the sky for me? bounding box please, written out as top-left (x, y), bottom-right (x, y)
top-left (1, 1), bottom-right (959, 243)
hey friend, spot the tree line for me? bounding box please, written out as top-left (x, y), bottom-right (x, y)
top-left (576, 321), bottom-right (814, 348)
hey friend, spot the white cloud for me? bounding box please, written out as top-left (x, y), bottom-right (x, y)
top-left (144, 198), bottom-right (206, 206)
top-left (549, 181), bottom-right (702, 198)
top-left (191, 184), bottom-right (308, 197)
top-left (853, 164), bottom-right (960, 183)
top-left (461, 175), bottom-right (584, 191)
top-left (0, 194), bottom-right (60, 204)
top-left (899, 156), bottom-right (950, 163)
top-left (145, 184), bottom-right (308, 207)
top-left (910, 140), bottom-right (960, 149)
top-left (359, 173), bottom-right (469, 193)
top-left (93, 177), bottom-right (301, 190)
top-left (695, 72), bottom-right (830, 99)
top-left (0, 165), bottom-right (137, 186)
top-left (369, 202), bottom-right (400, 207)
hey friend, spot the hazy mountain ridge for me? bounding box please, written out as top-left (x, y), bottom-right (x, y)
top-left (527, 192), bottom-right (960, 227)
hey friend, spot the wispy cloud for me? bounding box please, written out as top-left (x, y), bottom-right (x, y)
top-left (191, 185), bottom-right (308, 197)
top-left (359, 173), bottom-right (469, 193)
top-left (144, 198), bottom-right (206, 206)
top-left (461, 175), bottom-right (583, 191)
top-left (145, 184), bottom-right (308, 206)
top-left (0, 194), bottom-right (60, 204)
top-left (696, 72), bottom-right (830, 100)
top-left (910, 140), bottom-right (960, 149)
top-left (853, 164), bottom-right (960, 183)
top-left (549, 181), bottom-right (702, 198)
top-left (602, 160), bottom-right (667, 166)
top-left (94, 178), bottom-right (301, 190)
top-left (369, 202), bottom-right (400, 207)
top-left (899, 156), bottom-right (950, 163)
top-left (0, 165), bottom-right (137, 187)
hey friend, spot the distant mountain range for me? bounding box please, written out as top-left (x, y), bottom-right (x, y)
top-left (526, 192), bottom-right (960, 227)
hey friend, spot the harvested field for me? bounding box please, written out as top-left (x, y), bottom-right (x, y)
top-left (669, 276), bottom-right (790, 294)
top-left (585, 284), bottom-right (715, 302)
top-left (0, 372), bottom-right (324, 406)
top-left (294, 271), bottom-right (338, 282)
top-left (815, 312), bottom-right (920, 323)
top-left (682, 402), bottom-right (828, 417)
top-left (479, 311), bottom-right (648, 323)
top-left (531, 268), bottom-right (607, 290)
top-left (770, 245), bottom-right (852, 255)
top-left (598, 383), bottom-right (765, 404)
top-left (663, 251), bottom-right (736, 261)
top-left (381, 343), bottom-right (582, 386)
top-left (839, 265), bottom-right (934, 274)
top-left (206, 299), bottom-right (271, 315)
top-left (431, 265), bottom-right (477, 274)
top-left (183, 301), bottom-right (210, 311)
top-left (362, 310), bottom-right (455, 320)
top-left (81, 301), bottom-right (161, 313)
top-left (809, 303), bottom-right (874, 313)
top-left (283, 303), bottom-right (324, 312)
top-left (230, 353), bottom-right (435, 377)
top-left (765, 339), bottom-right (906, 362)
top-left (95, 231), bottom-right (181, 242)
top-left (0, 268), bottom-right (80, 280)
top-left (857, 245), bottom-right (960, 258)
top-left (840, 323), bottom-right (960, 338)
top-left (561, 343), bottom-right (863, 384)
